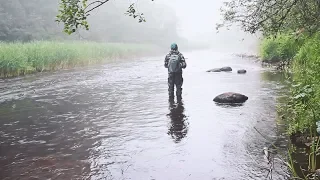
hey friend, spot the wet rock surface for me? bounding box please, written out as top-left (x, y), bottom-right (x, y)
top-left (213, 92), bottom-right (248, 103)
top-left (207, 66), bottom-right (232, 72)
top-left (220, 66), bottom-right (232, 72)
top-left (237, 69), bottom-right (247, 74)
top-left (206, 68), bottom-right (221, 72)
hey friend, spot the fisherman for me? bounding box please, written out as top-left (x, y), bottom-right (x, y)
top-left (164, 43), bottom-right (187, 99)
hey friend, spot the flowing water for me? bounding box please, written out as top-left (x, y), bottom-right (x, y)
top-left (0, 49), bottom-right (289, 180)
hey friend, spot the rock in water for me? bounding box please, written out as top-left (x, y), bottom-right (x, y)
top-left (206, 68), bottom-right (221, 72)
top-left (213, 92), bottom-right (248, 103)
top-left (220, 66), bottom-right (232, 72)
top-left (237, 69), bottom-right (247, 74)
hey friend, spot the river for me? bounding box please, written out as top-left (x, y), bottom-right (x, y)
top-left (0, 49), bottom-right (289, 180)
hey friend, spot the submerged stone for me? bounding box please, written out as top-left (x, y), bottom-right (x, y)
top-left (206, 68), bottom-right (221, 72)
top-left (237, 69), bottom-right (247, 74)
top-left (206, 67), bottom-right (232, 72)
top-left (213, 92), bottom-right (248, 103)
top-left (220, 66), bottom-right (232, 72)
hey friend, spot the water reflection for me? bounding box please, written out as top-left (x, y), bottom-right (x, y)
top-left (0, 98), bottom-right (93, 180)
top-left (215, 102), bottom-right (245, 108)
top-left (261, 70), bottom-right (288, 83)
top-left (167, 98), bottom-right (189, 143)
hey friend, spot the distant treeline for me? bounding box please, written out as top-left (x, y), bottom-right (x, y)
top-left (0, 0), bottom-right (187, 46)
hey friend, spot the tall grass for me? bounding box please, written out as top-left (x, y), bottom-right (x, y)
top-left (0, 41), bottom-right (159, 77)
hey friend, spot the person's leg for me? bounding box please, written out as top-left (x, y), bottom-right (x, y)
top-left (168, 73), bottom-right (175, 98)
top-left (175, 72), bottom-right (183, 98)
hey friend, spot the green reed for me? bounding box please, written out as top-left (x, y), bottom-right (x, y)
top-left (0, 41), bottom-right (158, 77)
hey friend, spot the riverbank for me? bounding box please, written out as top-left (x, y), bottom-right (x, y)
top-left (260, 32), bottom-right (320, 179)
top-left (0, 41), bottom-right (162, 78)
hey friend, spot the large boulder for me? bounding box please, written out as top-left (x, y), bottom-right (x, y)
top-left (220, 66), bottom-right (232, 72)
top-left (206, 68), bottom-right (221, 72)
top-left (237, 69), bottom-right (247, 74)
top-left (213, 92), bottom-right (248, 103)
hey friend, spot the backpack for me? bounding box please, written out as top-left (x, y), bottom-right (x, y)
top-left (168, 54), bottom-right (181, 73)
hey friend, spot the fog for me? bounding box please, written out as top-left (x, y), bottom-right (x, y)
top-left (0, 0), bottom-right (260, 53)
top-left (111, 0), bottom-right (260, 53)
top-left (161, 0), bottom-right (224, 39)
top-left (158, 0), bottom-right (261, 54)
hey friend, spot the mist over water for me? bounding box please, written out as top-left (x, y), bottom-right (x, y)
top-left (0, 0), bottom-right (260, 53)
top-left (157, 0), bottom-right (260, 53)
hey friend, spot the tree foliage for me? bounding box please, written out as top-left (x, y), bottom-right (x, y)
top-left (217, 0), bottom-right (320, 36)
top-left (0, 0), bottom-right (184, 46)
top-left (56, 0), bottom-right (154, 34)
top-left (0, 0), bottom-right (63, 41)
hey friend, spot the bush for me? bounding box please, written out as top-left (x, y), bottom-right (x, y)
top-left (260, 34), bottom-right (304, 63)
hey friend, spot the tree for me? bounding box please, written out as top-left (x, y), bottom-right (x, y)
top-left (56, 0), bottom-right (154, 34)
top-left (0, 0), bottom-right (183, 45)
top-left (0, 0), bottom-right (74, 41)
top-left (217, 0), bottom-right (320, 36)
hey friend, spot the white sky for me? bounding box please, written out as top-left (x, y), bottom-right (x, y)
top-left (155, 0), bottom-right (225, 39)
top-left (152, 0), bottom-right (260, 52)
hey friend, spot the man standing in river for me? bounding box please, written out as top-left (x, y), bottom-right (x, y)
top-left (164, 43), bottom-right (187, 100)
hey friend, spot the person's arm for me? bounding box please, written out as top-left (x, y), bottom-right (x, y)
top-left (164, 54), bottom-right (170, 68)
top-left (180, 53), bottom-right (187, 69)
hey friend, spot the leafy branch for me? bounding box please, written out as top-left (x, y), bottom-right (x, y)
top-left (56, 0), bottom-right (154, 34)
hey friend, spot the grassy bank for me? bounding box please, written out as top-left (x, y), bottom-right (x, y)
top-left (260, 33), bottom-right (320, 135)
top-left (0, 41), bottom-right (160, 78)
top-left (260, 33), bottom-right (320, 177)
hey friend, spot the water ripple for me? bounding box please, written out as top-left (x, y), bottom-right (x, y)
top-left (0, 51), bottom-right (287, 180)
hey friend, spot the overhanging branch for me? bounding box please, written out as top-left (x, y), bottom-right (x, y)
top-left (85, 0), bottom-right (110, 14)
